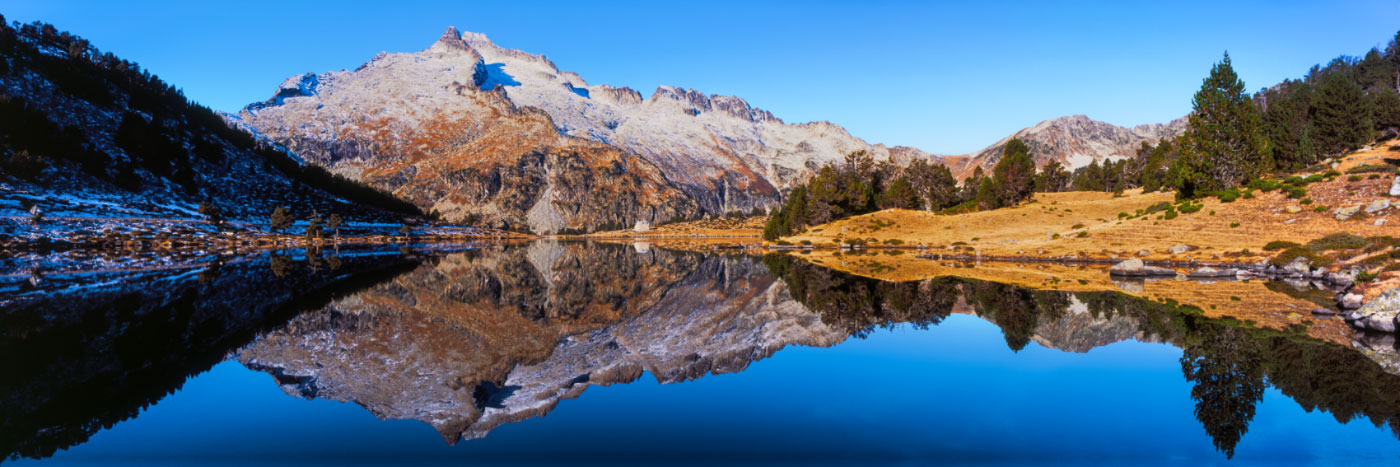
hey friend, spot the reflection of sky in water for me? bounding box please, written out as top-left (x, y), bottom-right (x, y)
top-left (22, 315), bottom-right (1400, 465)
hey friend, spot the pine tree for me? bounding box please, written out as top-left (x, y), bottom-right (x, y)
top-left (974, 177), bottom-right (998, 210)
top-left (1072, 161), bottom-right (1104, 191)
top-left (961, 166), bottom-right (985, 203)
top-left (1311, 72), bottom-right (1373, 155)
top-left (992, 138), bottom-right (1036, 206)
top-left (905, 159), bottom-right (959, 210)
top-left (1370, 88), bottom-right (1400, 132)
top-left (1260, 81), bottom-right (1314, 170)
top-left (879, 176), bottom-right (922, 210)
top-left (327, 213), bottom-right (344, 239)
top-left (306, 214), bottom-right (323, 239)
top-left (269, 206), bottom-right (293, 234)
top-left (1034, 160), bottom-right (1071, 193)
top-left (1176, 53), bottom-right (1270, 198)
top-left (927, 164), bottom-right (959, 210)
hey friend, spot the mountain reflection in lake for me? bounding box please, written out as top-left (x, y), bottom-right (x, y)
top-left (4, 241), bottom-right (1400, 464)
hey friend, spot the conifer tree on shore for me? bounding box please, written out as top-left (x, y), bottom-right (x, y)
top-left (1176, 53), bottom-right (1270, 198)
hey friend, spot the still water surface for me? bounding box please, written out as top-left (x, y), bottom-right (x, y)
top-left (5, 242), bottom-right (1400, 465)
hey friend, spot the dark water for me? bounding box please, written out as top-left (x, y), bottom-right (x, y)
top-left (4, 242), bottom-right (1400, 465)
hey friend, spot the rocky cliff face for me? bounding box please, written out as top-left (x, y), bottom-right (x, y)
top-left (233, 28), bottom-right (944, 232)
top-left (950, 114), bottom-right (1188, 178)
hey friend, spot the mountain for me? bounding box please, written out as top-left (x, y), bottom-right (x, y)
top-left (232, 27), bottom-right (943, 233)
top-left (2, 20), bottom-right (1185, 232)
top-left (946, 114), bottom-right (1188, 179)
top-left (0, 19), bottom-right (418, 224)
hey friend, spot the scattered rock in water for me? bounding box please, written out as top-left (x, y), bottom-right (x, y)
top-left (1365, 199), bottom-right (1391, 214)
top-left (1335, 205), bottom-right (1362, 221)
top-left (1285, 205), bottom-right (1302, 214)
top-left (1351, 288), bottom-right (1400, 333)
top-left (1340, 291), bottom-right (1366, 309)
top-left (1187, 266), bottom-right (1233, 278)
top-left (1283, 257), bottom-right (1312, 276)
top-left (1167, 244), bottom-right (1196, 254)
top-left (1390, 176), bottom-right (1400, 197)
top-left (1331, 274), bottom-right (1354, 288)
top-left (1108, 258), bottom-right (1175, 277)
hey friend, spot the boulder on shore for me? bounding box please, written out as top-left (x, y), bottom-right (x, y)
top-left (1335, 205), bottom-right (1363, 221)
top-left (1109, 258), bottom-right (1175, 277)
top-left (1340, 292), bottom-right (1366, 309)
top-left (1351, 288), bottom-right (1400, 333)
top-left (1188, 266), bottom-right (1234, 278)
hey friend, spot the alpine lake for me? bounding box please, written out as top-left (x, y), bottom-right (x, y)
top-left (5, 240), bottom-right (1400, 465)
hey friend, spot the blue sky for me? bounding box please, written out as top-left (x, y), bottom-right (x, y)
top-left (4, 0), bottom-right (1398, 154)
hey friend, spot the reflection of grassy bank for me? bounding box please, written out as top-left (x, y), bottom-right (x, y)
top-left (778, 250), bottom-right (1354, 345)
top-left (763, 254), bottom-right (1400, 458)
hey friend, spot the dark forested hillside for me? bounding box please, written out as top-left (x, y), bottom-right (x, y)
top-left (0, 16), bottom-right (422, 222)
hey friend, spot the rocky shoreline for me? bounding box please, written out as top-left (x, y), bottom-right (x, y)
top-left (905, 251), bottom-right (1397, 335)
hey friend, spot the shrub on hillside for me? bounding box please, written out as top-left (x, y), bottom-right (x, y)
top-left (1346, 164), bottom-right (1398, 174)
top-left (1263, 240), bottom-right (1302, 251)
top-left (1306, 233), bottom-right (1368, 251)
top-left (1271, 246), bottom-right (1331, 268)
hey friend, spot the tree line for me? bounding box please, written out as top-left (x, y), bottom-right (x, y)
top-left (1164, 33), bottom-right (1400, 198)
top-left (762, 140), bottom-right (1039, 240)
top-left (764, 30), bottom-right (1400, 240)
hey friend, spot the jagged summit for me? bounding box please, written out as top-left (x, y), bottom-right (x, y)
top-left (434, 26), bottom-right (473, 51)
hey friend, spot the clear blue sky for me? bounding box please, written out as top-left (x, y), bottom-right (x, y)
top-left (4, 0), bottom-right (1398, 154)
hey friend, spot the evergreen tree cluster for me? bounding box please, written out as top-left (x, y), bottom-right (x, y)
top-left (1128, 31), bottom-right (1400, 199)
top-left (1257, 36), bottom-right (1400, 172)
top-left (763, 141), bottom-right (1041, 240)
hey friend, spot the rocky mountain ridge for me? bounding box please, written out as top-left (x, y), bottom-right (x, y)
top-left (235, 27), bottom-right (1183, 233)
top-left (947, 114), bottom-right (1188, 178)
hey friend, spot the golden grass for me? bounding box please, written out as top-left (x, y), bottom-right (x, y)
top-left (782, 141), bottom-right (1400, 268)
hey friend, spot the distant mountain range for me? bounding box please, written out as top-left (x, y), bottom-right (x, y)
top-left (231, 27), bottom-right (1184, 232)
top-left (948, 114), bottom-right (1188, 178)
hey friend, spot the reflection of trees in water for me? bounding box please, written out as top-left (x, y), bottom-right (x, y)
top-left (0, 250), bottom-right (419, 462)
top-left (765, 253), bottom-right (1400, 458)
top-left (966, 282), bottom-right (1067, 352)
top-left (1180, 324), bottom-right (1266, 459)
top-left (762, 254), bottom-right (954, 337)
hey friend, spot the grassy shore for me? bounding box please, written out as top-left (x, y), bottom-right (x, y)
top-left (774, 141), bottom-right (1400, 300)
